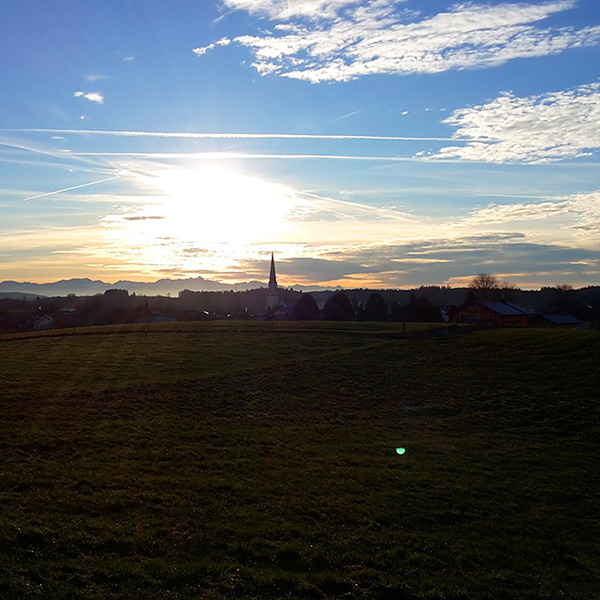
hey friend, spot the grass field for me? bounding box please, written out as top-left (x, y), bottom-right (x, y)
top-left (0, 322), bottom-right (598, 599)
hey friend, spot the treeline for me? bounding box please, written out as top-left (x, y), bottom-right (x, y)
top-left (291, 291), bottom-right (442, 322)
top-left (1, 284), bottom-right (599, 332)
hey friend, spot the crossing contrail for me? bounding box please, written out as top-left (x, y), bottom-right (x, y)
top-left (24, 176), bottom-right (119, 201)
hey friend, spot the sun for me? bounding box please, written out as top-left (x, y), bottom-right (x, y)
top-left (101, 165), bottom-right (306, 277)
top-left (148, 165), bottom-right (300, 245)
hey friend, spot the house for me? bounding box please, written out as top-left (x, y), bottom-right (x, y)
top-left (31, 314), bottom-right (55, 330)
top-left (531, 314), bottom-right (581, 329)
top-left (450, 299), bottom-right (536, 327)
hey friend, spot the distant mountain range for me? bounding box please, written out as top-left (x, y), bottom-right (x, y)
top-left (0, 277), bottom-right (269, 298)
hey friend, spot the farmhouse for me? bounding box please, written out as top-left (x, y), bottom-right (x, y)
top-left (450, 299), bottom-right (535, 327)
top-left (30, 314), bottom-right (55, 330)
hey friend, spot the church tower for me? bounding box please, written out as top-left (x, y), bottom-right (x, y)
top-left (267, 252), bottom-right (280, 309)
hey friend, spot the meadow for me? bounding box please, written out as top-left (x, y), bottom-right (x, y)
top-left (0, 322), bottom-right (598, 599)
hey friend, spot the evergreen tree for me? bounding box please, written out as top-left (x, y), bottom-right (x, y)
top-left (322, 292), bottom-right (355, 321)
top-left (292, 293), bottom-right (320, 320)
top-left (364, 293), bottom-right (387, 321)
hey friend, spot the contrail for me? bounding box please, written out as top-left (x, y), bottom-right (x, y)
top-left (4, 128), bottom-right (463, 142)
top-left (24, 176), bottom-right (119, 201)
top-left (0, 137), bottom-right (110, 169)
top-left (329, 109), bottom-right (363, 123)
top-left (66, 152), bottom-right (431, 161)
top-left (297, 189), bottom-right (414, 220)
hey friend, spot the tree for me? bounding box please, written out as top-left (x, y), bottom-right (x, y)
top-left (363, 293), bottom-right (387, 321)
top-left (292, 293), bottom-right (320, 320)
top-left (322, 292), bottom-right (355, 321)
top-left (469, 273), bottom-right (499, 300)
top-left (407, 293), bottom-right (442, 322)
top-left (550, 284), bottom-right (575, 313)
top-left (469, 273), bottom-right (499, 291)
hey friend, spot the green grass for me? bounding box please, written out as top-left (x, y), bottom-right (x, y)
top-left (0, 323), bottom-right (598, 599)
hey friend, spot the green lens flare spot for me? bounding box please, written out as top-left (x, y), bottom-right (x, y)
top-left (396, 447), bottom-right (406, 455)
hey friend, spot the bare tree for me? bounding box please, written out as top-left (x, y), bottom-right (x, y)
top-left (469, 273), bottom-right (499, 290)
top-left (469, 273), bottom-right (499, 300)
top-left (500, 281), bottom-right (520, 301)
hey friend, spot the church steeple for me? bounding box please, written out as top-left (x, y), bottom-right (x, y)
top-left (267, 252), bottom-right (280, 309)
top-left (268, 252), bottom-right (277, 295)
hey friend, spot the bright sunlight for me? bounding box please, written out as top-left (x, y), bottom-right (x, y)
top-left (152, 166), bottom-right (300, 243)
top-left (100, 165), bottom-right (306, 278)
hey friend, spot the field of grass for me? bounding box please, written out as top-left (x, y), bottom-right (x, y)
top-left (0, 322), bottom-right (598, 599)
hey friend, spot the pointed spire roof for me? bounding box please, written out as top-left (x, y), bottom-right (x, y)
top-left (269, 252), bottom-right (277, 288)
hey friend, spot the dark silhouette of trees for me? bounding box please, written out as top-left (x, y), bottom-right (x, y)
top-left (388, 294), bottom-right (441, 322)
top-left (363, 293), bottom-right (387, 321)
top-left (322, 292), bottom-right (355, 321)
top-left (547, 284), bottom-right (576, 314)
top-left (469, 273), bottom-right (500, 300)
top-left (408, 294), bottom-right (442, 322)
top-left (292, 293), bottom-right (320, 320)
top-left (499, 281), bottom-right (520, 301)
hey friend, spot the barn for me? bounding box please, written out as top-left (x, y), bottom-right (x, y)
top-left (450, 299), bottom-right (535, 327)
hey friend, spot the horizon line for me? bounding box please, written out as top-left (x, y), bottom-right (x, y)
top-left (0, 274), bottom-right (595, 293)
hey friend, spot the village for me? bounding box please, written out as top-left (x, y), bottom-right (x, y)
top-left (0, 255), bottom-right (596, 333)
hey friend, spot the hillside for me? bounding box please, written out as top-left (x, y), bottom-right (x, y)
top-left (0, 323), bottom-right (598, 599)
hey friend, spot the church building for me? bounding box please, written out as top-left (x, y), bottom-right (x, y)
top-left (264, 252), bottom-right (293, 319)
top-left (266, 252), bottom-right (280, 309)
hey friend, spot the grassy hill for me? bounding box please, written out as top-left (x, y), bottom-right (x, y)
top-left (0, 323), bottom-right (598, 599)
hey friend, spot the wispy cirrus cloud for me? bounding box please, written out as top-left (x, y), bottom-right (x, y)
top-left (457, 190), bottom-right (600, 241)
top-left (433, 81), bottom-right (600, 163)
top-left (196, 0), bottom-right (600, 82)
top-left (220, 0), bottom-right (363, 20)
top-left (74, 91), bottom-right (104, 104)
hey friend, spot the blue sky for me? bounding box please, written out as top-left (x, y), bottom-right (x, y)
top-left (1, 0), bottom-right (599, 289)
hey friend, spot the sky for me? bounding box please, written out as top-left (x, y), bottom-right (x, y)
top-left (1, 0), bottom-right (599, 290)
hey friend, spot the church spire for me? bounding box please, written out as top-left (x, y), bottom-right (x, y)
top-left (267, 252), bottom-right (280, 309)
top-left (269, 252), bottom-right (277, 295)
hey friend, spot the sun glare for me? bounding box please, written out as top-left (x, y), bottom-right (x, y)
top-left (101, 165), bottom-right (306, 276)
top-left (150, 166), bottom-right (298, 244)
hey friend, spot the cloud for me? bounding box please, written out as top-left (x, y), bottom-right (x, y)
top-left (433, 81), bottom-right (600, 163)
top-left (201, 0), bottom-right (600, 82)
top-left (464, 200), bottom-right (571, 224)
top-left (74, 91), bottom-right (104, 104)
top-left (192, 37), bottom-right (231, 56)
top-left (221, 0), bottom-right (363, 20)
top-left (565, 191), bottom-right (600, 236)
top-left (458, 190), bottom-right (600, 241)
top-left (257, 232), bottom-right (599, 287)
